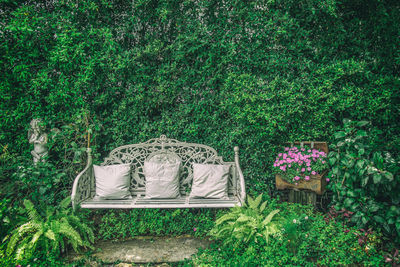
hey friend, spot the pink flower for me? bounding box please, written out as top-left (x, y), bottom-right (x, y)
top-left (193, 227), bottom-right (197, 232)
top-left (322, 161), bottom-right (326, 164)
top-left (278, 153), bottom-right (282, 157)
top-left (295, 182), bottom-right (298, 186)
top-left (306, 162), bottom-right (311, 167)
top-left (288, 164), bottom-right (291, 167)
top-left (301, 168), bottom-right (305, 172)
top-left (307, 167), bottom-right (311, 171)
top-left (305, 176), bottom-right (310, 181)
top-left (311, 171), bottom-right (317, 175)
top-left (301, 148), bottom-right (305, 151)
top-left (284, 147), bottom-right (290, 151)
top-left (294, 176), bottom-right (300, 181)
top-left (326, 178), bottom-right (330, 182)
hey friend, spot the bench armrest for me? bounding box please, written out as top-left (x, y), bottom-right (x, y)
top-left (71, 148), bottom-right (94, 210)
top-left (234, 147), bottom-right (246, 205)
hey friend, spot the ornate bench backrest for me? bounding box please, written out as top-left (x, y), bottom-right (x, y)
top-left (101, 135), bottom-right (237, 196)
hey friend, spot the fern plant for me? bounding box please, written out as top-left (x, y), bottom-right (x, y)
top-left (4, 197), bottom-right (94, 263)
top-left (210, 194), bottom-right (281, 248)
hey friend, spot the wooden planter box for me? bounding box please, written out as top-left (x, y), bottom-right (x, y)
top-left (275, 141), bottom-right (328, 195)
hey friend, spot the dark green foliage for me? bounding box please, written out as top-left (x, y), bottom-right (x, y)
top-left (97, 208), bottom-right (217, 240)
top-left (0, 0), bottom-right (399, 193)
top-left (328, 119), bottom-right (400, 244)
top-left (0, 0), bottom-right (399, 261)
top-left (194, 200), bottom-right (385, 266)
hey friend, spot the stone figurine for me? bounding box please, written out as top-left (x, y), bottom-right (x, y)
top-left (28, 118), bottom-right (48, 164)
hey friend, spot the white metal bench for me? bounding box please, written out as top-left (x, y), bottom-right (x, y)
top-left (71, 135), bottom-right (246, 210)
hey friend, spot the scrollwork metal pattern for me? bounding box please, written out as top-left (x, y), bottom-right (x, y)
top-left (75, 167), bottom-right (93, 203)
top-left (101, 135), bottom-right (235, 195)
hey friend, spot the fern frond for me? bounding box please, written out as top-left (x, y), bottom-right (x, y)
top-left (66, 215), bottom-right (94, 244)
top-left (215, 213), bottom-right (237, 226)
top-left (29, 229), bottom-right (43, 247)
top-left (23, 200), bottom-right (42, 223)
top-left (262, 209), bottom-right (280, 225)
top-left (58, 222), bottom-right (84, 251)
top-left (6, 222), bottom-right (36, 255)
top-left (246, 195), bottom-right (254, 207)
top-left (44, 229), bottom-right (56, 241)
top-left (251, 194), bottom-right (263, 210)
top-left (59, 196), bottom-right (72, 210)
top-left (259, 200), bottom-right (267, 213)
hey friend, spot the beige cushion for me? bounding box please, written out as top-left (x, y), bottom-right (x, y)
top-left (93, 164), bottom-right (132, 200)
top-left (144, 158), bottom-right (181, 199)
top-left (190, 163), bottom-right (230, 199)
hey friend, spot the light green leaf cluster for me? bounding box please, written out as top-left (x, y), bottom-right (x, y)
top-left (4, 197), bottom-right (94, 263)
top-left (211, 194), bottom-right (281, 247)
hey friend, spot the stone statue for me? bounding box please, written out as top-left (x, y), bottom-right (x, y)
top-left (28, 118), bottom-right (48, 164)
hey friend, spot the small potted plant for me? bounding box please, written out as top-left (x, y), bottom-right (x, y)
top-left (273, 142), bottom-right (329, 194)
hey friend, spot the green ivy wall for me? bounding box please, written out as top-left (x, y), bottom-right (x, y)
top-left (1, 0), bottom-right (399, 192)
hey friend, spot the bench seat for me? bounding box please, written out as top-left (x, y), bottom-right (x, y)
top-left (72, 135), bottom-right (246, 210)
top-left (80, 196), bottom-right (241, 209)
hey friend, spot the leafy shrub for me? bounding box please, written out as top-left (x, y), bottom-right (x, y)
top-left (4, 197), bottom-right (94, 264)
top-left (328, 119), bottom-right (400, 243)
top-left (11, 161), bottom-right (67, 207)
top-left (97, 208), bottom-right (217, 240)
top-left (1, 0), bottom-right (399, 198)
top-left (210, 194), bottom-right (281, 247)
top-left (194, 204), bottom-right (385, 266)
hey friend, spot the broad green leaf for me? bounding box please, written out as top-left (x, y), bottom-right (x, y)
top-left (356, 121), bottom-right (369, 127)
top-left (334, 131), bottom-right (346, 139)
top-left (356, 130), bottom-right (367, 137)
top-left (373, 174), bottom-right (382, 184)
top-left (344, 198), bottom-right (354, 208)
top-left (385, 172), bottom-right (394, 181)
top-left (362, 216), bottom-right (368, 225)
top-left (369, 204), bottom-right (380, 213)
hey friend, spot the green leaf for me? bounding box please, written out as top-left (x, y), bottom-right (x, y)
top-left (356, 121), bottom-right (369, 127)
top-left (396, 222), bottom-right (400, 233)
top-left (361, 175), bottom-right (369, 187)
top-left (356, 130), bottom-right (367, 138)
top-left (262, 209), bottom-right (280, 225)
top-left (259, 201), bottom-right (267, 213)
top-left (334, 131), bottom-right (346, 139)
top-left (373, 174), bottom-right (382, 184)
top-left (385, 172), bottom-right (394, 181)
top-left (344, 198), bottom-right (354, 208)
top-left (369, 204), bottom-right (380, 212)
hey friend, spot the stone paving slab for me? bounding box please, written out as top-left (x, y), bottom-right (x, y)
top-left (70, 236), bottom-right (212, 264)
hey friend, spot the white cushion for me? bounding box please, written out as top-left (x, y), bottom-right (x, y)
top-left (144, 161), bottom-right (181, 199)
top-left (190, 163), bottom-right (230, 199)
top-left (93, 164), bottom-right (132, 200)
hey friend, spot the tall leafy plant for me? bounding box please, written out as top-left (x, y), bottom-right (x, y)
top-left (211, 194), bottom-right (281, 247)
top-left (328, 119), bottom-right (400, 243)
top-left (4, 197), bottom-right (94, 263)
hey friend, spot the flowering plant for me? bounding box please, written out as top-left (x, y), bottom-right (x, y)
top-left (273, 146), bottom-right (328, 184)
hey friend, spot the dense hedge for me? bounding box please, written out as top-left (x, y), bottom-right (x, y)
top-left (1, 0), bottom-right (399, 193)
